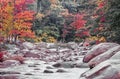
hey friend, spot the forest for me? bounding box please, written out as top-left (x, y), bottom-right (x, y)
top-left (0, 0), bottom-right (120, 44)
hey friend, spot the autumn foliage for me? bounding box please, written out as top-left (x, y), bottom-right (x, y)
top-left (0, 0), bottom-right (35, 43)
top-left (71, 14), bottom-right (87, 29)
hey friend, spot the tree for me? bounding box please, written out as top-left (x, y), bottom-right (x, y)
top-left (0, 0), bottom-right (35, 43)
top-left (104, 0), bottom-right (120, 43)
top-left (70, 13), bottom-right (89, 41)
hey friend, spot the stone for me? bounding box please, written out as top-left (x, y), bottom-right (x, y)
top-left (88, 46), bottom-right (120, 68)
top-left (46, 66), bottom-right (54, 69)
top-left (35, 42), bottom-right (47, 49)
top-left (52, 63), bottom-right (61, 68)
top-left (34, 68), bottom-right (41, 70)
top-left (83, 43), bottom-right (119, 63)
top-left (1, 60), bottom-right (21, 68)
top-left (24, 73), bottom-right (33, 75)
top-left (56, 69), bottom-right (67, 73)
top-left (23, 52), bottom-right (40, 58)
top-left (111, 51), bottom-right (120, 60)
top-left (0, 71), bottom-right (20, 75)
top-left (5, 55), bottom-right (25, 64)
top-left (22, 42), bottom-right (35, 49)
top-left (0, 75), bottom-right (19, 79)
top-left (75, 63), bottom-right (89, 68)
top-left (43, 70), bottom-right (54, 73)
top-left (81, 60), bottom-right (120, 79)
top-left (67, 42), bottom-right (78, 50)
top-left (28, 65), bottom-right (37, 67)
top-left (53, 62), bottom-right (74, 68)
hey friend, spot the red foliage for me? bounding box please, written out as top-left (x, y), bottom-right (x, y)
top-left (0, 53), bottom-right (3, 60)
top-left (75, 30), bottom-right (90, 38)
top-left (71, 14), bottom-right (86, 29)
top-left (20, 30), bottom-right (35, 38)
top-left (9, 30), bottom-right (20, 35)
top-left (98, 1), bottom-right (105, 9)
top-left (100, 16), bottom-right (106, 22)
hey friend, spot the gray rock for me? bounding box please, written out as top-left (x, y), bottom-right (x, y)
top-left (53, 62), bottom-right (74, 68)
top-left (24, 73), bottom-right (33, 75)
top-left (0, 75), bottom-right (19, 79)
top-left (43, 70), bottom-right (54, 73)
top-left (56, 69), bottom-right (67, 73)
top-left (75, 63), bottom-right (89, 68)
top-left (83, 43), bottom-right (119, 63)
top-left (52, 63), bottom-right (61, 67)
top-left (1, 60), bottom-right (20, 68)
top-left (22, 42), bottom-right (35, 49)
top-left (111, 51), bottom-right (120, 60)
top-left (0, 71), bottom-right (20, 75)
top-left (88, 46), bottom-right (120, 68)
top-left (23, 52), bottom-right (40, 58)
top-left (81, 60), bottom-right (120, 79)
top-left (46, 66), bottom-right (54, 69)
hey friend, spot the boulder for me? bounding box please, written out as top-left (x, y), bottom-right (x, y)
top-left (52, 63), bottom-right (61, 67)
top-left (67, 42), bottom-right (78, 50)
top-left (35, 42), bottom-right (47, 49)
top-left (53, 62), bottom-right (74, 68)
top-left (0, 71), bottom-right (20, 75)
top-left (56, 69), bottom-right (67, 73)
top-left (24, 73), bottom-right (33, 75)
top-left (46, 66), bottom-right (54, 69)
top-left (22, 42), bottom-right (35, 49)
top-left (83, 43), bottom-right (119, 63)
top-left (0, 75), bottom-right (19, 79)
top-left (75, 63), bottom-right (89, 68)
top-left (81, 60), bottom-right (120, 79)
top-left (23, 52), bottom-right (40, 58)
top-left (4, 55), bottom-right (25, 64)
top-left (43, 70), bottom-right (54, 73)
top-left (88, 46), bottom-right (120, 68)
top-left (0, 60), bottom-right (20, 68)
top-left (46, 43), bottom-right (56, 49)
top-left (111, 51), bottom-right (120, 60)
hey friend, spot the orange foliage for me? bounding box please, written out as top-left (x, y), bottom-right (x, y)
top-left (0, 0), bottom-right (35, 42)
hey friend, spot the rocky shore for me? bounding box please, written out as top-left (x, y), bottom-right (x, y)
top-left (1, 42), bottom-right (120, 79)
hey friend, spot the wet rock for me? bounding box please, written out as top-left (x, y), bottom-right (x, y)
top-left (22, 42), bottom-right (35, 49)
top-left (24, 73), bottom-right (33, 75)
top-left (67, 42), bottom-right (78, 50)
top-left (35, 42), bottom-right (47, 49)
top-left (88, 46), bottom-right (120, 68)
top-left (81, 60), bottom-right (120, 79)
top-left (111, 51), bottom-right (120, 60)
top-left (53, 62), bottom-right (74, 68)
top-left (83, 43), bottom-right (119, 63)
top-left (46, 66), bottom-right (54, 69)
top-left (5, 55), bottom-right (25, 64)
top-left (46, 43), bottom-right (56, 49)
top-left (0, 60), bottom-right (21, 68)
top-left (28, 65), bottom-right (37, 67)
top-left (34, 68), bottom-right (41, 70)
top-left (43, 70), bottom-right (54, 73)
top-left (52, 63), bottom-right (61, 67)
top-left (0, 71), bottom-right (20, 75)
top-left (75, 63), bottom-right (89, 68)
top-left (23, 52), bottom-right (40, 58)
top-left (0, 75), bottom-right (19, 79)
top-left (56, 69), bottom-right (67, 73)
